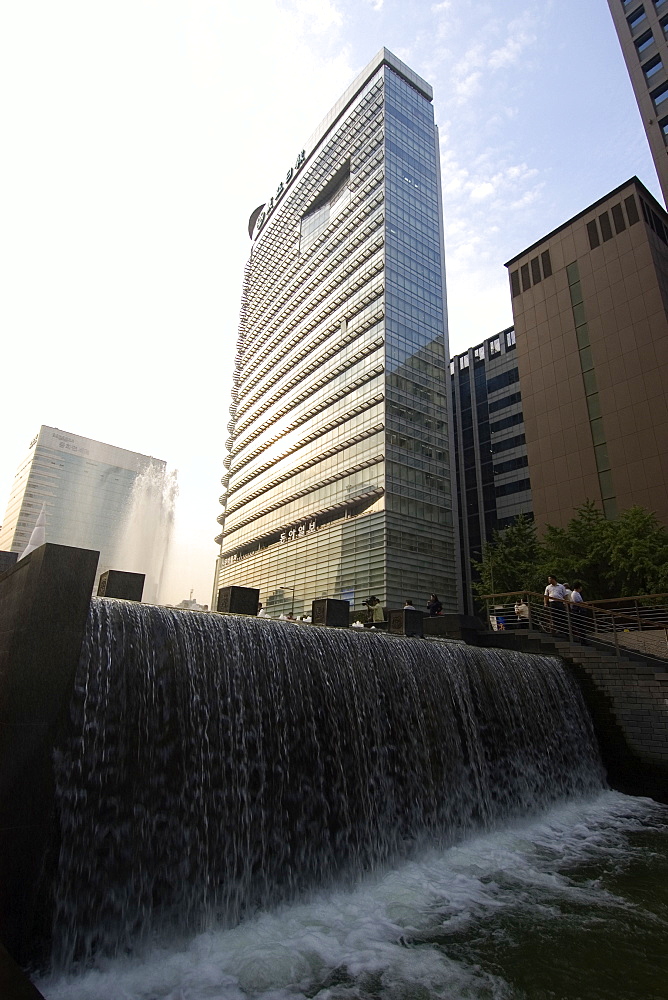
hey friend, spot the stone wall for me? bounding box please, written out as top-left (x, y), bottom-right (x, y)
top-left (0, 544), bottom-right (99, 966)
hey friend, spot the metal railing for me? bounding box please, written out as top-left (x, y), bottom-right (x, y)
top-left (480, 590), bottom-right (668, 663)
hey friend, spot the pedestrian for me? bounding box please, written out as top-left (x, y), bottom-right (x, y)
top-left (544, 575), bottom-right (568, 633)
top-left (514, 598), bottom-right (530, 629)
top-left (427, 593), bottom-right (442, 616)
top-left (570, 582), bottom-right (586, 641)
top-left (403, 599), bottom-right (416, 610)
top-left (365, 596), bottom-right (384, 623)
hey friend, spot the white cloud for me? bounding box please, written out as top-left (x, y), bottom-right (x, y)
top-left (454, 70), bottom-right (482, 99)
top-left (469, 181), bottom-right (495, 201)
top-left (488, 29), bottom-right (536, 71)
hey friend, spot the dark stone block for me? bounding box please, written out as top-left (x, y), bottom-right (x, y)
top-left (0, 543), bottom-right (99, 966)
top-left (423, 613), bottom-right (485, 644)
top-left (98, 570), bottom-right (145, 602)
top-left (312, 598), bottom-right (350, 628)
top-left (388, 609), bottom-right (424, 637)
top-left (0, 550), bottom-right (18, 576)
top-left (0, 940), bottom-right (46, 999)
top-left (217, 585), bottom-right (259, 616)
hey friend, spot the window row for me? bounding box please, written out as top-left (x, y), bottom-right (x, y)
top-left (495, 478), bottom-right (531, 498)
top-left (488, 390), bottom-right (522, 415)
top-left (586, 193), bottom-right (640, 249)
top-left (510, 250), bottom-right (553, 297)
top-left (486, 366), bottom-right (519, 394)
top-left (490, 411), bottom-right (524, 434)
top-left (493, 454), bottom-right (529, 476)
top-left (641, 195), bottom-right (668, 244)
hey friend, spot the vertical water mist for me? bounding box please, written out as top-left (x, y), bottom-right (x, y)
top-left (50, 600), bottom-right (605, 971)
top-left (108, 462), bottom-right (178, 603)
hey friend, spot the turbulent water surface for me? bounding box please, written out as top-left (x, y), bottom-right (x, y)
top-left (39, 791), bottom-right (668, 1000)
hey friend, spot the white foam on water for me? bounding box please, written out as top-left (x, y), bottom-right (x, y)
top-left (38, 790), bottom-right (667, 1000)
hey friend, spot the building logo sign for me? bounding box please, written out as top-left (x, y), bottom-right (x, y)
top-left (280, 519), bottom-right (316, 543)
top-left (254, 149), bottom-right (306, 237)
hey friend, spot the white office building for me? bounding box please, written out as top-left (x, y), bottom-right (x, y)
top-left (0, 426), bottom-right (167, 590)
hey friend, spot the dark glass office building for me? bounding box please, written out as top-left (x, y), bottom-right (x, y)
top-left (450, 329), bottom-right (532, 612)
top-left (215, 49), bottom-right (456, 617)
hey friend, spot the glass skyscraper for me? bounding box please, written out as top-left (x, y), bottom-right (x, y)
top-left (215, 49), bottom-right (456, 618)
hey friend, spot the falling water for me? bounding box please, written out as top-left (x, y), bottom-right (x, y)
top-left (107, 462), bottom-right (178, 604)
top-left (47, 599), bottom-right (606, 975)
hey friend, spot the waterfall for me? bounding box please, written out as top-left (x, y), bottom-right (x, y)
top-left (50, 599), bottom-right (605, 970)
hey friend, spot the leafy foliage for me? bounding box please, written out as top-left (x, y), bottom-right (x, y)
top-left (473, 514), bottom-right (545, 596)
top-left (474, 501), bottom-right (668, 600)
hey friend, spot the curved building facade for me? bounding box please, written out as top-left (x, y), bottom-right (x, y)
top-left (215, 49), bottom-right (457, 618)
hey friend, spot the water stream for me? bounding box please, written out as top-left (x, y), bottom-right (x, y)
top-left (44, 599), bottom-right (608, 976)
top-left (35, 599), bottom-right (668, 997)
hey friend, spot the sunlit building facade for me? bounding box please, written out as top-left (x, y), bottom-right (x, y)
top-left (214, 49), bottom-right (456, 617)
top-left (0, 425), bottom-right (165, 580)
top-left (506, 177), bottom-right (668, 531)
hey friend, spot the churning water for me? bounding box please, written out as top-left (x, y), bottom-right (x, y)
top-left (36, 600), bottom-right (668, 999)
top-left (39, 792), bottom-right (668, 1000)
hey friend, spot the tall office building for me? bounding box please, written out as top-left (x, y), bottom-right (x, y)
top-left (215, 49), bottom-right (456, 617)
top-left (505, 176), bottom-right (668, 531)
top-left (607, 0), bottom-right (668, 204)
top-left (450, 329), bottom-right (532, 612)
top-left (0, 426), bottom-right (167, 586)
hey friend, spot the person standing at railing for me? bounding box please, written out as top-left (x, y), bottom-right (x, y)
top-left (569, 583), bottom-right (586, 642)
top-left (514, 598), bottom-right (530, 629)
top-left (544, 575), bottom-right (568, 633)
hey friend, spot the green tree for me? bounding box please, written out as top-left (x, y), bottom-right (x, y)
top-left (473, 514), bottom-right (544, 596)
top-left (476, 501), bottom-right (668, 600)
top-left (541, 500), bottom-right (613, 600)
top-left (605, 506), bottom-right (668, 596)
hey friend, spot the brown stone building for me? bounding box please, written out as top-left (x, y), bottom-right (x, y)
top-left (505, 177), bottom-right (668, 531)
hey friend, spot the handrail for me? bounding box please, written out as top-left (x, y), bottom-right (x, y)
top-left (479, 590), bottom-right (668, 605)
top-left (480, 589), bottom-right (668, 664)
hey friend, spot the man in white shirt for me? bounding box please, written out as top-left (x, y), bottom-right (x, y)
top-left (514, 599), bottom-right (530, 629)
top-left (544, 575), bottom-right (568, 632)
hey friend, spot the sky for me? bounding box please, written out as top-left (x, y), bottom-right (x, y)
top-left (0, 0), bottom-right (660, 605)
